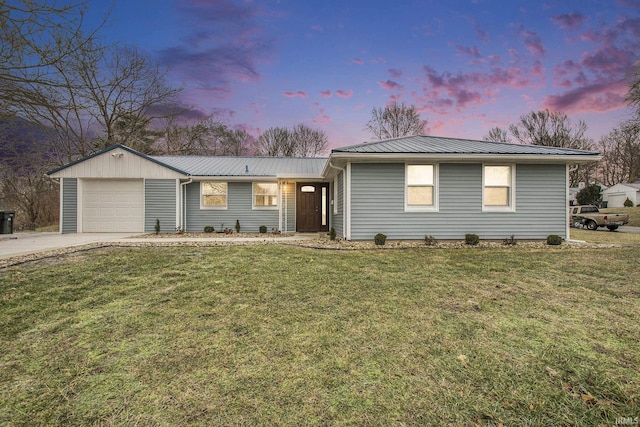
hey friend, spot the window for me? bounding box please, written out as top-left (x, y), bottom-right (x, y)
top-left (483, 165), bottom-right (514, 211)
top-left (201, 182), bottom-right (227, 208)
top-left (253, 182), bottom-right (278, 208)
top-left (406, 164), bottom-right (437, 211)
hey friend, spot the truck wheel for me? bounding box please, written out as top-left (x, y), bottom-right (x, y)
top-left (586, 220), bottom-right (598, 230)
top-left (607, 225), bottom-right (618, 231)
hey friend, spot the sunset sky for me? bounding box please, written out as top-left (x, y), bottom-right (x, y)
top-left (87, 0), bottom-right (640, 149)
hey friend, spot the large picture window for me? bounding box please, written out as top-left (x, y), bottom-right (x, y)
top-left (201, 182), bottom-right (227, 208)
top-left (406, 164), bottom-right (437, 211)
top-left (253, 182), bottom-right (278, 208)
top-left (483, 165), bottom-right (514, 211)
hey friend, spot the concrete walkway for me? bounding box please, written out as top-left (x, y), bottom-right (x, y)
top-left (0, 232), bottom-right (317, 260)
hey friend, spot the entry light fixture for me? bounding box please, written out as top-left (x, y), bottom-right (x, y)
top-left (111, 151), bottom-right (124, 158)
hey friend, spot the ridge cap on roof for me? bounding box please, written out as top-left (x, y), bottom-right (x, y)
top-left (331, 134), bottom-right (598, 155)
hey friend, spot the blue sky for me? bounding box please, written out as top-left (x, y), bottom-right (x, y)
top-left (87, 0), bottom-right (640, 149)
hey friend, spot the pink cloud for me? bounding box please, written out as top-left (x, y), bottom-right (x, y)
top-left (311, 25), bottom-right (324, 32)
top-left (551, 13), bottom-right (585, 29)
top-left (320, 90), bottom-right (332, 98)
top-left (377, 80), bottom-right (404, 91)
top-left (283, 91), bottom-right (308, 98)
top-left (543, 80), bottom-right (628, 113)
top-left (352, 58), bottom-right (364, 64)
top-left (336, 89), bottom-right (353, 98)
top-left (456, 45), bottom-right (482, 59)
top-left (522, 31), bottom-right (546, 56)
top-left (388, 68), bottom-right (403, 78)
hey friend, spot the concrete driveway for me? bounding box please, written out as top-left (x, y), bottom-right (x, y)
top-left (0, 232), bottom-right (136, 259)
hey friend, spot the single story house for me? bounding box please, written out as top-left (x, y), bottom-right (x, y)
top-left (46, 135), bottom-right (600, 240)
top-left (602, 182), bottom-right (640, 207)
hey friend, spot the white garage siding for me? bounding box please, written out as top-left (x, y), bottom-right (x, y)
top-left (81, 179), bottom-right (144, 232)
top-left (606, 194), bottom-right (628, 208)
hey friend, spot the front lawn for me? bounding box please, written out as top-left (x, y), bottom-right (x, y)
top-left (1, 246), bottom-right (638, 426)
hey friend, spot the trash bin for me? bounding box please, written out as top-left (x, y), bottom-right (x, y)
top-left (0, 211), bottom-right (15, 234)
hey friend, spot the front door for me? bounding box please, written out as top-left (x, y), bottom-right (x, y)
top-left (296, 183), bottom-right (329, 232)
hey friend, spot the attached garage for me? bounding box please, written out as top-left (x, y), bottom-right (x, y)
top-left (47, 145), bottom-right (187, 233)
top-left (82, 179), bottom-right (144, 232)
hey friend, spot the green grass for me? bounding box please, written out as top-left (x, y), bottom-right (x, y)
top-left (571, 228), bottom-right (640, 245)
top-left (601, 207), bottom-right (640, 227)
top-left (1, 246), bottom-right (638, 426)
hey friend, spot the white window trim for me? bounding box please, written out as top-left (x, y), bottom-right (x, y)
top-left (482, 164), bottom-right (516, 212)
top-left (405, 163), bottom-right (439, 212)
top-left (200, 181), bottom-right (228, 210)
top-left (252, 182), bottom-right (279, 210)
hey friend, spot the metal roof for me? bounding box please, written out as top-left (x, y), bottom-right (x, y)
top-left (332, 135), bottom-right (600, 156)
top-left (150, 155), bottom-right (328, 177)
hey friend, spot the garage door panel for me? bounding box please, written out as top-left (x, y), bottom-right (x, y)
top-left (82, 179), bottom-right (143, 232)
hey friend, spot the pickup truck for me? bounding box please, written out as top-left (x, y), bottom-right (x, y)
top-left (569, 205), bottom-right (629, 231)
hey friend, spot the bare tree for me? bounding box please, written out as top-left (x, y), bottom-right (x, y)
top-left (484, 127), bottom-right (511, 143)
top-left (255, 125), bottom-right (327, 157)
top-left (365, 102), bottom-right (428, 140)
top-left (0, 0), bottom-right (102, 117)
top-left (599, 118), bottom-right (640, 186)
top-left (0, 119), bottom-right (58, 228)
top-left (626, 64), bottom-right (640, 114)
top-left (255, 127), bottom-right (294, 156)
top-left (290, 124), bottom-right (328, 157)
top-left (509, 110), bottom-right (595, 186)
top-left (158, 116), bottom-right (255, 156)
top-left (15, 43), bottom-right (182, 162)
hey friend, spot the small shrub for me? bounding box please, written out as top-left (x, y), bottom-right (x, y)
top-left (235, 219), bottom-right (241, 233)
top-left (546, 235), bottom-right (563, 245)
top-left (624, 198), bottom-right (634, 207)
top-left (503, 235), bottom-right (517, 246)
top-left (465, 233), bottom-right (479, 246)
top-left (154, 219), bottom-right (160, 235)
top-left (424, 235), bottom-right (437, 246)
top-left (259, 225), bottom-right (267, 233)
top-left (329, 227), bottom-right (336, 241)
top-left (374, 233), bottom-right (387, 246)
top-left (204, 226), bottom-right (215, 233)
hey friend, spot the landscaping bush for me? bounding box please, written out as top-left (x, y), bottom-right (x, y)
top-left (259, 225), bottom-right (267, 233)
top-left (374, 233), bottom-right (387, 246)
top-left (204, 226), bottom-right (215, 233)
top-left (235, 220), bottom-right (241, 233)
top-left (546, 235), bottom-right (563, 245)
top-left (329, 227), bottom-right (336, 241)
top-left (424, 235), bottom-right (437, 246)
top-left (465, 234), bottom-right (479, 245)
top-left (155, 219), bottom-right (160, 235)
top-left (503, 235), bottom-right (517, 246)
top-left (624, 198), bottom-right (634, 207)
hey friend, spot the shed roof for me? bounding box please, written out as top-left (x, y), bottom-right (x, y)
top-left (332, 135), bottom-right (599, 156)
top-left (150, 155), bottom-right (327, 178)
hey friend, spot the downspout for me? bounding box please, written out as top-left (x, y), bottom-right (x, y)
top-left (180, 178), bottom-right (193, 232)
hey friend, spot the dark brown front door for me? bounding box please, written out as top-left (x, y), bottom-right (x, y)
top-left (296, 183), bottom-right (328, 232)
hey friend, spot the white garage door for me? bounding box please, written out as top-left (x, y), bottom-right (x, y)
top-left (607, 194), bottom-right (627, 208)
top-left (82, 179), bottom-right (144, 232)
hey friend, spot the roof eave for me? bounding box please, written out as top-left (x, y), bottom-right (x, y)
top-left (327, 152), bottom-right (601, 164)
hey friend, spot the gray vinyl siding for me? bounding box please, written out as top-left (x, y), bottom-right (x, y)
top-left (332, 172), bottom-right (344, 237)
top-left (61, 178), bottom-right (77, 234)
top-left (349, 163), bottom-right (567, 240)
top-left (145, 179), bottom-right (177, 233)
top-left (185, 181), bottom-right (279, 233)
